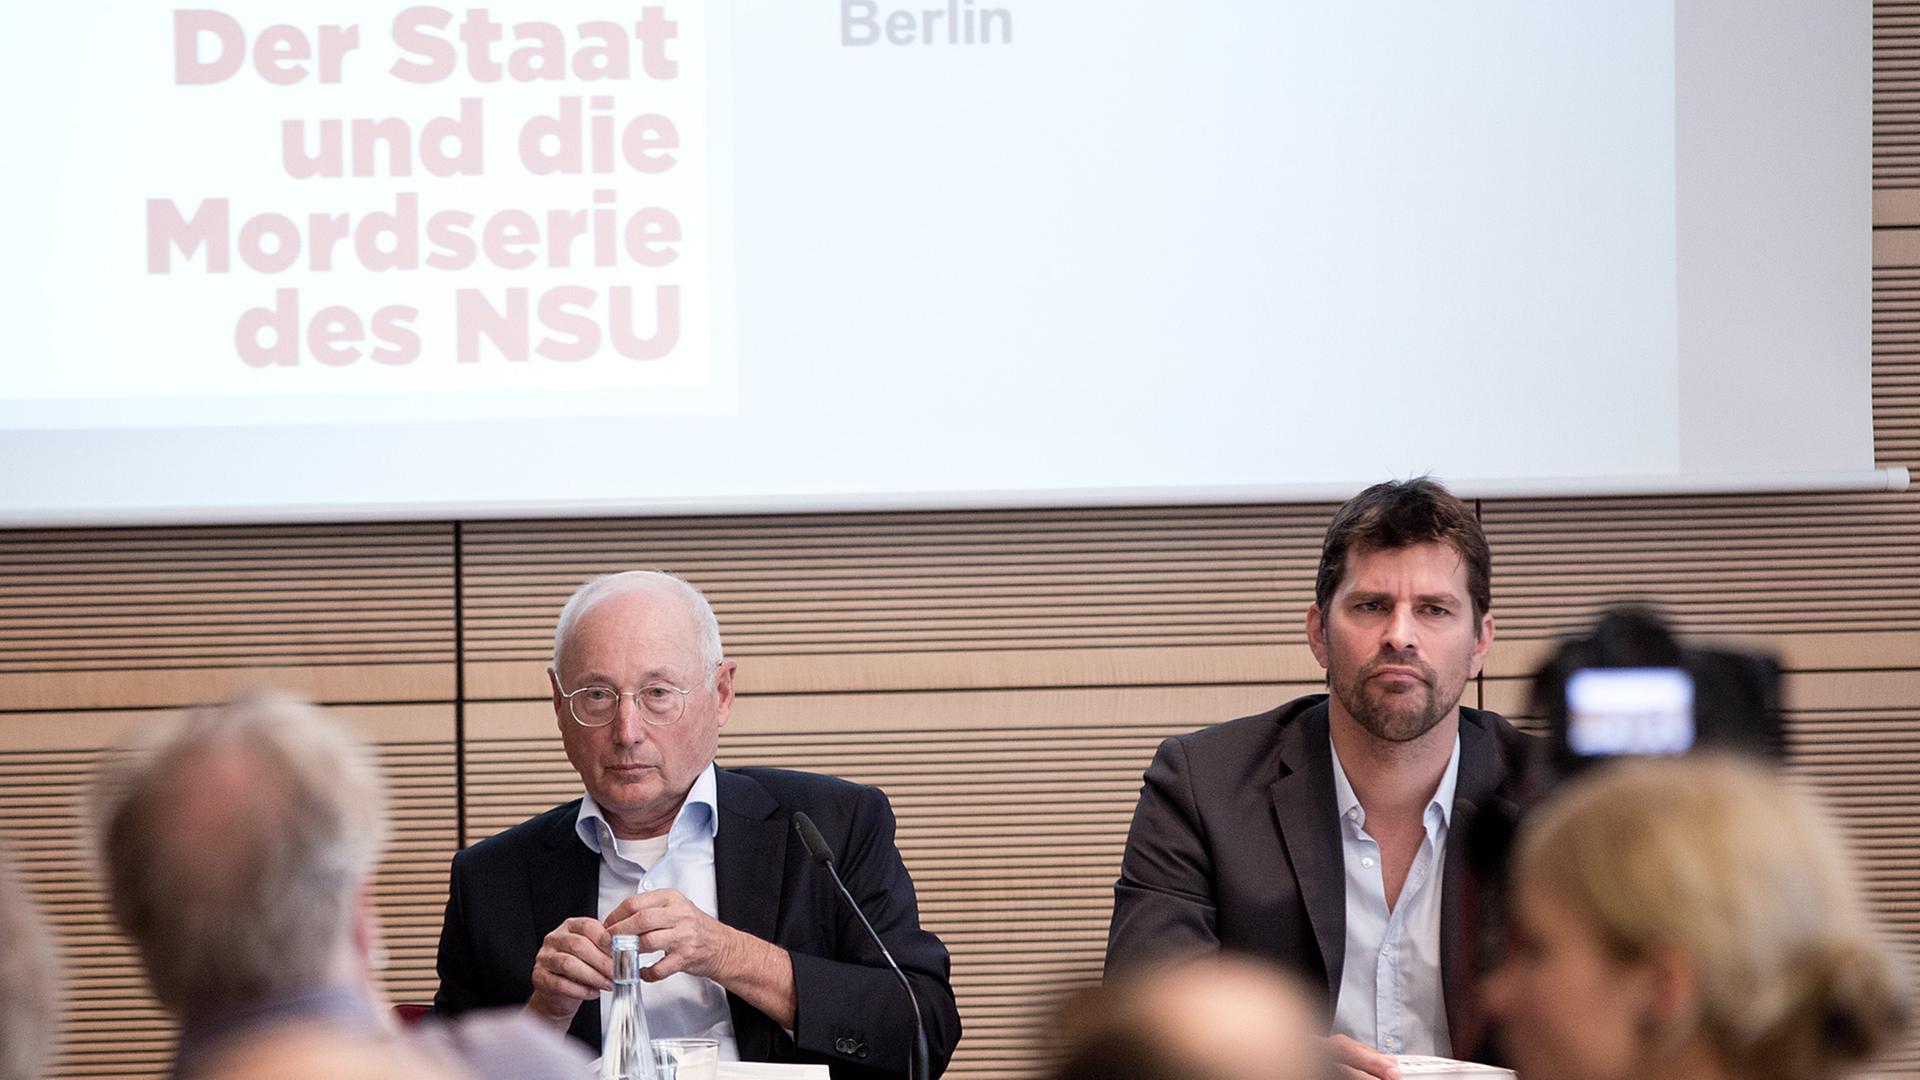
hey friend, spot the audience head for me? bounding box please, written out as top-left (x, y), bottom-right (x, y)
top-left (1488, 755), bottom-right (1910, 1080)
top-left (1051, 955), bottom-right (1335, 1080)
top-left (93, 690), bottom-right (389, 1022)
top-left (1316, 476), bottom-right (1491, 623)
top-left (0, 842), bottom-right (57, 1080)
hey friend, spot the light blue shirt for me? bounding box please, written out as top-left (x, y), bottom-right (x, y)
top-left (1328, 733), bottom-right (1460, 1058)
top-left (576, 763), bottom-right (740, 1060)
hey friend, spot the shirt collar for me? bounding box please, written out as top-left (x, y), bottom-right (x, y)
top-left (1328, 730), bottom-right (1463, 831)
top-left (576, 761), bottom-right (720, 854)
top-left (175, 986), bottom-right (382, 1077)
top-left (1429, 731), bottom-right (1462, 828)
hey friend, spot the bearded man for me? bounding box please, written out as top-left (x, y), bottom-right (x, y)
top-left (1105, 478), bottom-right (1533, 1080)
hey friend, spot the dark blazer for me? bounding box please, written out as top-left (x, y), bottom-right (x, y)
top-left (433, 766), bottom-right (961, 1079)
top-left (1104, 695), bottom-right (1531, 1060)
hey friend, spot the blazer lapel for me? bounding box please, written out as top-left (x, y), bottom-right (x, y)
top-left (1268, 701), bottom-right (1346, 1005)
top-left (1441, 709), bottom-right (1517, 1057)
top-left (529, 801), bottom-right (604, 1047)
top-left (713, 767), bottom-right (789, 1062)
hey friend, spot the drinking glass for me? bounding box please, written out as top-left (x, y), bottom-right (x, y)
top-left (649, 1038), bottom-right (720, 1080)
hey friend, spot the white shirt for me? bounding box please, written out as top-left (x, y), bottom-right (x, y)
top-left (576, 763), bottom-right (741, 1060)
top-left (1328, 733), bottom-right (1460, 1057)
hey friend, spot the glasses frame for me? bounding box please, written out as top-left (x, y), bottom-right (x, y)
top-left (559, 681), bottom-right (694, 728)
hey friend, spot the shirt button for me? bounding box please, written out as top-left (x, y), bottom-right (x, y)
top-left (1384, 1036), bottom-right (1398, 1050)
top-left (1361, 856), bottom-right (1375, 869)
top-left (642, 880), bottom-right (657, 892)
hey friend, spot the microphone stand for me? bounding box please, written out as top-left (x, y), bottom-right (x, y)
top-left (793, 811), bottom-right (932, 1080)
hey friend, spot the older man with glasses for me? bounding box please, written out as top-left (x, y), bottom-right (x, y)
top-left (432, 571), bottom-right (961, 1079)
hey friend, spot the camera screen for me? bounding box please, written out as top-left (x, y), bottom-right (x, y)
top-left (1565, 667), bottom-right (1695, 757)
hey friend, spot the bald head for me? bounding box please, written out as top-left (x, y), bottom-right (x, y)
top-left (551, 571), bottom-right (723, 684)
top-left (1052, 956), bottom-right (1334, 1080)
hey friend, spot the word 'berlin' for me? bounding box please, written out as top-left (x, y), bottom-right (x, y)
top-left (842, 0), bottom-right (1012, 47)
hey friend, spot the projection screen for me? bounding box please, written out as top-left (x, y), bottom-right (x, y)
top-left (0, 0), bottom-right (1898, 525)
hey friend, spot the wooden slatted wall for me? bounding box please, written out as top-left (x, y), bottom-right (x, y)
top-left (0, 528), bottom-right (457, 1077)
top-left (5, 494), bottom-right (1917, 1078)
top-left (457, 508), bottom-right (1338, 1079)
top-left (1, 10), bottom-right (1917, 1077)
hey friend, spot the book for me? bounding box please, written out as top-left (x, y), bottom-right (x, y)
top-left (1392, 1055), bottom-right (1517, 1078)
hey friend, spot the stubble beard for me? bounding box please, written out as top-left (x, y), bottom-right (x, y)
top-left (1332, 653), bottom-right (1463, 746)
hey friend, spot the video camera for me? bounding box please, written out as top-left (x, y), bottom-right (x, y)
top-left (1527, 606), bottom-right (1783, 784)
top-left (1460, 607), bottom-right (1783, 1059)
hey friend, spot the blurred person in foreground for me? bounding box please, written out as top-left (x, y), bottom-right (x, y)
top-left (1051, 955), bottom-right (1337, 1080)
top-left (1486, 755), bottom-right (1910, 1080)
top-left (93, 690), bottom-right (589, 1080)
top-left (0, 841), bottom-right (57, 1080)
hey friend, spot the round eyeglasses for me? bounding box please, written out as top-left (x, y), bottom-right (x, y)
top-left (560, 682), bottom-right (693, 728)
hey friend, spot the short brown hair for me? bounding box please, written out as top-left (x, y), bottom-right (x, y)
top-left (1315, 477), bottom-right (1490, 622)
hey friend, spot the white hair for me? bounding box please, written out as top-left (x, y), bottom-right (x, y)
top-left (550, 571), bottom-right (725, 685)
top-left (92, 690), bottom-right (388, 1021)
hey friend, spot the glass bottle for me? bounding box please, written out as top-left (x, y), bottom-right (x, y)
top-left (603, 934), bottom-right (658, 1080)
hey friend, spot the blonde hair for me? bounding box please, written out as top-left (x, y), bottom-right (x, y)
top-left (1516, 756), bottom-right (1909, 1080)
top-left (1051, 955), bottom-right (1336, 1080)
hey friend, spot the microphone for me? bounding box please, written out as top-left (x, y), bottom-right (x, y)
top-left (792, 811), bottom-right (932, 1080)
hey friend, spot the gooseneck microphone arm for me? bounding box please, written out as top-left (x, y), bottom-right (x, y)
top-left (792, 811), bottom-right (933, 1080)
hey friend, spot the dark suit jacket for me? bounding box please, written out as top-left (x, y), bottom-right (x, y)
top-left (433, 766), bottom-right (961, 1079)
top-left (1104, 695), bottom-right (1531, 1060)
